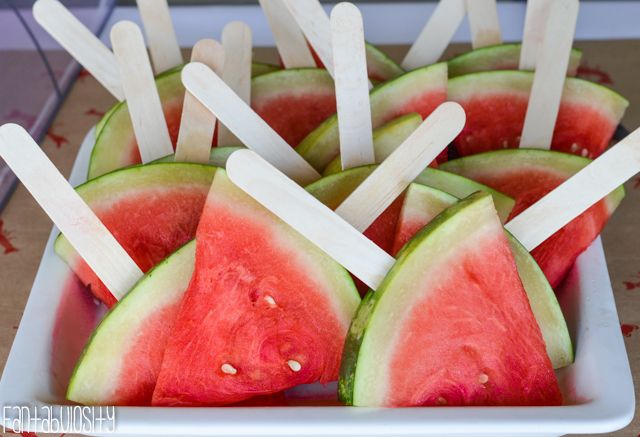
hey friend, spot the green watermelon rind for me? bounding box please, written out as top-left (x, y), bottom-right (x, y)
top-left (67, 240), bottom-right (197, 405)
top-left (393, 184), bottom-right (573, 369)
top-left (54, 162), bottom-right (217, 271)
top-left (447, 43), bottom-right (582, 78)
top-left (447, 70), bottom-right (629, 125)
top-left (88, 62), bottom-right (280, 179)
top-left (297, 62), bottom-right (448, 172)
top-left (507, 233), bottom-right (573, 369)
top-left (439, 148), bottom-right (626, 215)
top-left (306, 164), bottom-right (515, 223)
top-left (323, 113), bottom-right (423, 175)
top-left (364, 41), bottom-right (405, 82)
top-left (339, 192), bottom-right (495, 406)
top-left (153, 146), bottom-right (244, 167)
top-left (251, 68), bottom-right (334, 105)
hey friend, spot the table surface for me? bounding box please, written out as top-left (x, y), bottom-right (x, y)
top-left (0, 42), bottom-right (639, 437)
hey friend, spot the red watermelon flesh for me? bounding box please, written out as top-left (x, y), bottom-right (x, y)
top-left (440, 149), bottom-right (625, 289)
top-left (152, 170), bottom-right (359, 406)
top-left (54, 163), bottom-right (216, 306)
top-left (448, 71), bottom-right (628, 159)
top-left (340, 193), bottom-right (562, 407)
top-left (251, 69), bottom-right (336, 147)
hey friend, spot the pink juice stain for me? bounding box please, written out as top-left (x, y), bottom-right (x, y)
top-left (50, 274), bottom-right (105, 398)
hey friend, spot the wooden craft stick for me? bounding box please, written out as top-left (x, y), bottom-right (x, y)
top-left (227, 149), bottom-right (395, 290)
top-left (401, 0), bottom-right (466, 70)
top-left (259, 0), bottom-right (316, 68)
top-left (336, 102), bottom-right (465, 232)
top-left (33, 0), bottom-right (124, 101)
top-left (519, 0), bottom-right (551, 71)
top-left (506, 127), bottom-right (640, 251)
top-left (465, 0), bottom-right (502, 48)
top-left (0, 124), bottom-right (143, 299)
top-left (182, 62), bottom-right (320, 185)
top-left (284, 0), bottom-right (334, 75)
top-left (331, 2), bottom-right (374, 171)
top-left (218, 21), bottom-right (253, 147)
top-left (519, 0), bottom-right (579, 149)
top-left (111, 21), bottom-right (174, 163)
top-left (135, 0), bottom-right (183, 74)
top-left (175, 39), bottom-right (225, 164)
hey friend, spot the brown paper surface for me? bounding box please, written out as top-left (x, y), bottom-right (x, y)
top-left (0, 42), bottom-right (638, 437)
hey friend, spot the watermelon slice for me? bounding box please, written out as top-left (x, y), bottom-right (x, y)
top-left (151, 170), bottom-right (360, 406)
top-left (448, 71), bottom-right (628, 158)
top-left (67, 241), bottom-right (196, 405)
top-left (91, 62), bottom-right (340, 179)
top-left (393, 184), bottom-right (572, 369)
top-left (54, 163), bottom-right (216, 306)
top-left (440, 149), bottom-right (625, 288)
top-left (323, 113), bottom-right (423, 175)
top-left (297, 62), bottom-right (448, 172)
top-left (447, 43), bottom-right (582, 78)
top-left (251, 68), bottom-right (335, 147)
top-left (339, 192), bottom-right (563, 407)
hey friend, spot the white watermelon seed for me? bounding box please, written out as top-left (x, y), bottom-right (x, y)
top-left (221, 363), bottom-right (237, 375)
top-left (478, 373), bottom-right (489, 384)
top-left (264, 295), bottom-right (277, 307)
top-left (571, 143), bottom-right (579, 153)
top-left (581, 148), bottom-right (589, 157)
top-left (287, 360), bottom-right (302, 372)
top-left (436, 396), bottom-right (447, 405)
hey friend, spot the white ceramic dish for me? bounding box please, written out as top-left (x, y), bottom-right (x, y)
top-left (0, 127), bottom-right (635, 436)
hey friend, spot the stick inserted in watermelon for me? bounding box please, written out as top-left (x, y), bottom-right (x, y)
top-left (218, 21), bottom-right (253, 146)
top-left (335, 102), bottom-right (465, 232)
top-left (33, 0), bottom-right (124, 101)
top-left (519, 0), bottom-right (579, 149)
top-left (465, 0), bottom-right (502, 49)
top-left (401, 0), bottom-right (466, 70)
top-left (0, 124), bottom-right (142, 299)
top-left (331, 2), bottom-right (375, 170)
top-left (175, 39), bottom-right (224, 164)
top-left (506, 126), bottom-right (640, 251)
top-left (259, 0), bottom-right (316, 68)
top-left (181, 62), bottom-right (321, 185)
top-left (135, 0), bottom-right (183, 74)
top-left (111, 21), bottom-right (174, 163)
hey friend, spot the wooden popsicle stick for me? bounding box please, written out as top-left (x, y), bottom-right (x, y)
top-left (227, 149), bottom-right (395, 290)
top-left (336, 102), bottom-right (465, 232)
top-left (218, 21), bottom-right (253, 147)
top-left (111, 21), bottom-right (174, 163)
top-left (135, 0), bottom-right (183, 74)
top-left (465, 0), bottom-right (502, 49)
top-left (331, 2), bottom-right (374, 171)
top-left (0, 124), bottom-right (143, 299)
top-left (519, 0), bottom-right (579, 149)
top-left (283, 0), bottom-right (334, 75)
top-left (401, 0), bottom-right (466, 70)
top-left (182, 62), bottom-right (320, 185)
top-left (259, 0), bottom-right (316, 68)
top-left (506, 127), bottom-right (640, 251)
top-left (519, 0), bottom-right (551, 70)
top-left (175, 39), bottom-right (225, 164)
top-left (33, 0), bottom-right (124, 101)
